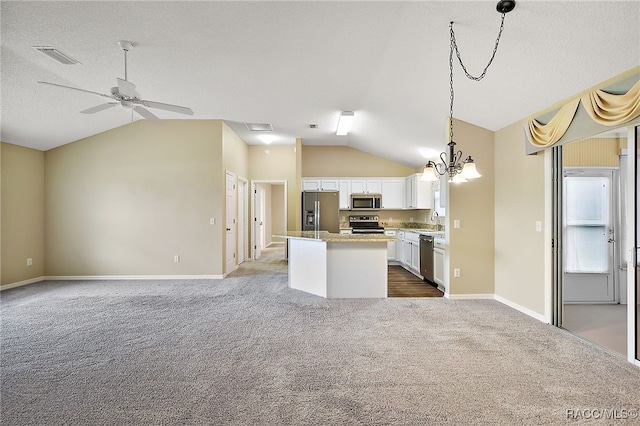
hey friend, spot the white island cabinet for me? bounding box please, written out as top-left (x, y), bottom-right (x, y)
top-left (273, 231), bottom-right (395, 298)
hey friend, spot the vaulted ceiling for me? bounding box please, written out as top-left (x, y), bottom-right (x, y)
top-left (2, 1), bottom-right (638, 167)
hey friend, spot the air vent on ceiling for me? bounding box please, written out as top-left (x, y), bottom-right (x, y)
top-left (33, 46), bottom-right (80, 65)
top-left (245, 123), bottom-right (274, 132)
top-left (308, 124), bottom-right (318, 129)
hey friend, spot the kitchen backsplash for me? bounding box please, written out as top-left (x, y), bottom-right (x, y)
top-left (340, 209), bottom-right (444, 231)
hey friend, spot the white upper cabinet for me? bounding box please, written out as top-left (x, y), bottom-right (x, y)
top-left (381, 179), bottom-right (405, 209)
top-left (302, 179), bottom-right (321, 191)
top-left (319, 179), bottom-right (339, 191)
top-left (350, 178), bottom-right (381, 194)
top-left (303, 175), bottom-right (432, 210)
top-left (405, 173), bottom-right (433, 209)
top-left (302, 179), bottom-right (339, 191)
top-left (339, 180), bottom-right (351, 210)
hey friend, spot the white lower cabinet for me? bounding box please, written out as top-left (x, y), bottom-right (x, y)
top-left (397, 231), bottom-right (421, 277)
top-left (385, 229), bottom-right (397, 261)
top-left (410, 241), bottom-right (420, 272)
top-left (433, 238), bottom-right (445, 287)
top-left (396, 231), bottom-right (405, 264)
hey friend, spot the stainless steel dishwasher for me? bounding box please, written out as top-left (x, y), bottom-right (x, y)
top-left (419, 234), bottom-right (434, 283)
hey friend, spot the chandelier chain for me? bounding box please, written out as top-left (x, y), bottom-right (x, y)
top-left (450, 13), bottom-right (506, 82)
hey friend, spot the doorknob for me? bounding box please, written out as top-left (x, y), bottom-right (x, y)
top-left (226, 228), bottom-right (231, 231)
top-left (608, 238), bottom-right (615, 243)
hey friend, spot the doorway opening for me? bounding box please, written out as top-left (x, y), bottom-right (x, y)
top-left (251, 180), bottom-right (287, 261)
top-left (553, 130), bottom-right (632, 358)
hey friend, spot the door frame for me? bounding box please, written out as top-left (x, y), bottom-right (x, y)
top-left (250, 180), bottom-right (288, 260)
top-left (562, 167), bottom-right (618, 304)
top-left (225, 170), bottom-right (237, 275)
top-left (238, 177), bottom-right (248, 264)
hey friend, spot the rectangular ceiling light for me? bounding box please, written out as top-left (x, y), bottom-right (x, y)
top-left (245, 123), bottom-right (274, 132)
top-left (336, 111), bottom-right (355, 136)
top-left (33, 46), bottom-right (80, 65)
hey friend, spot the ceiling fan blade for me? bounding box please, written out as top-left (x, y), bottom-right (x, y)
top-left (133, 106), bottom-right (160, 121)
top-left (140, 99), bottom-right (194, 116)
top-left (80, 103), bottom-right (118, 114)
top-left (37, 81), bottom-right (112, 99)
top-left (117, 78), bottom-right (137, 98)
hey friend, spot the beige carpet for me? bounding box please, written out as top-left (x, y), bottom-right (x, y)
top-left (2, 250), bottom-right (640, 425)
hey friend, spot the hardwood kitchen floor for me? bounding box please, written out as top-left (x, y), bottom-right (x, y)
top-left (387, 265), bottom-right (444, 297)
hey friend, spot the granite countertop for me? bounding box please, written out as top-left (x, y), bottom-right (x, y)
top-left (397, 228), bottom-right (445, 237)
top-left (273, 231), bottom-right (395, 243)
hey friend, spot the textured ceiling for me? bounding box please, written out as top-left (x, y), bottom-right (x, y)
top-left (1, 1), bottom-right (638, 167)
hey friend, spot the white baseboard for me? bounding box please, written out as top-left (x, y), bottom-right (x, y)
top-left (0, 276), bottom-right (45, 291)
top-left (445, 293), bottom-right (495, 300)
top-left (494, 294), bottom-right (549, 323)
top-left (45, 275), bottom-right (224, 281)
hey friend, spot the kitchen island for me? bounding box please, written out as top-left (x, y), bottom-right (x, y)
top-left (273, 231), bottom-right (395, 298)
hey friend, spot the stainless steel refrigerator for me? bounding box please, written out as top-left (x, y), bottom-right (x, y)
top-left (301, 191), bottom-right (340, 233)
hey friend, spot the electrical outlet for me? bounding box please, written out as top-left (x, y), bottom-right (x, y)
top-left (26, 258), bottom-right (33, 266)
top-left (410, 217), bottom-right (414, 222)
top-left (174, 255), bottom-right (180, 263)
top-left (210, 218), bottom-right (216, 225)
top-left (454, 219), bottom-right (460, 229)
top-left (535, 221), bottom-right (542, 232)
top-left (453, 268), bottom-right (460, 278)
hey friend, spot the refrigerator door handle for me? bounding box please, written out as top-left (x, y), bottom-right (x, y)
top-left (315, 200), bottom-right (320, 232)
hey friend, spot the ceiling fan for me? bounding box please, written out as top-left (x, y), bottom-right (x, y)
top-left (38, 41), bottom-right (194, 121)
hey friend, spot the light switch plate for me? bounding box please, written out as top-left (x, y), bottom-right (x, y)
top-left (453, 219), bottom-right (460, 229)
top-left (535, 221), bottom-right (542, 232)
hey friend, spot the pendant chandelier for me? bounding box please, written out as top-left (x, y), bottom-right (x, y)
top-left (421, 0), bottom-right (516, 183)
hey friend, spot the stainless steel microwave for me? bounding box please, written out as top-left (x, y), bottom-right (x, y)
top-left (351, 193), bottom-right (382, 210)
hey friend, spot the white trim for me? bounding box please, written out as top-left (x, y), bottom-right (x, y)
top-left (445, 293), bottom-right (494, 300)
top-left (45, 275), bottom-right (224, 280)
top-left (0, 276), bottom-right (45, 291)
top-left (494, 294), bottom-right (550, 323)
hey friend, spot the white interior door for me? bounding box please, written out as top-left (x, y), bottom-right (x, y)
top-left (563, 169), bottom-right (616, 303)
top-left (225, 171), bottom-right (237, 274)
top-left (237, 178), bottom-right (247, 264)
top-left (253, 186), bottom-right (263, 260)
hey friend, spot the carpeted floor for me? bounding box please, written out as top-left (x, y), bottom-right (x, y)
top-left (2, 248), bottom-right (639, 425)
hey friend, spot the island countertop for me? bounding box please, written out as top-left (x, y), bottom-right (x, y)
top-left (273, 231), bottom-right (395, 243)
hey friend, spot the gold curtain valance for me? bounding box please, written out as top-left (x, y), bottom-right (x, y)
top-left (527, 99), bottom-right (580, 148)
top-left (527, 78), bottom-right (640, 148)
top-left (581, 79), bottom-right (640, 126)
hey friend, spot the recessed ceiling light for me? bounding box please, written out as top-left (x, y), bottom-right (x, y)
top-left (33, 46), bottom-right (80, 65)
top-left (245, 123), bottom-right (274, 132)
top-left (336, 111), bottom-right (355, 136)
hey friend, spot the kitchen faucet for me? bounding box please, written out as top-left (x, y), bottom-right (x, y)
top-left (432, 211), bottom-right (443, 232)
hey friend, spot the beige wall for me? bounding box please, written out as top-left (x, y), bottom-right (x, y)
top-left (562, 138), bottom-right (620, 167)
top-left (45, 120), bottom-right (226, 277)
top-left (447, 119), bottom-right (495, 296)
top-left (302, 146), bottom-right (416, 177)
top-left (1, 143), bottom-right (45, 286)
top-left (248, 144), bottom-right (297, 233)
top-left (494, 120), bottom-right (547, 314)
top-left (271, 184), bottom-right (285, 242)
top-left (222, 121), bottom-right (249, 180)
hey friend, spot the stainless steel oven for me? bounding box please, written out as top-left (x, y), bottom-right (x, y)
top-left (349, 215), bottom-right (384, 234)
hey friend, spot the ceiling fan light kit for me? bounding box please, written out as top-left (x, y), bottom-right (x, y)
top-left (421, 0), bottom-right (516, 183)
top-left (37, 40), bottom-right (194, 122)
